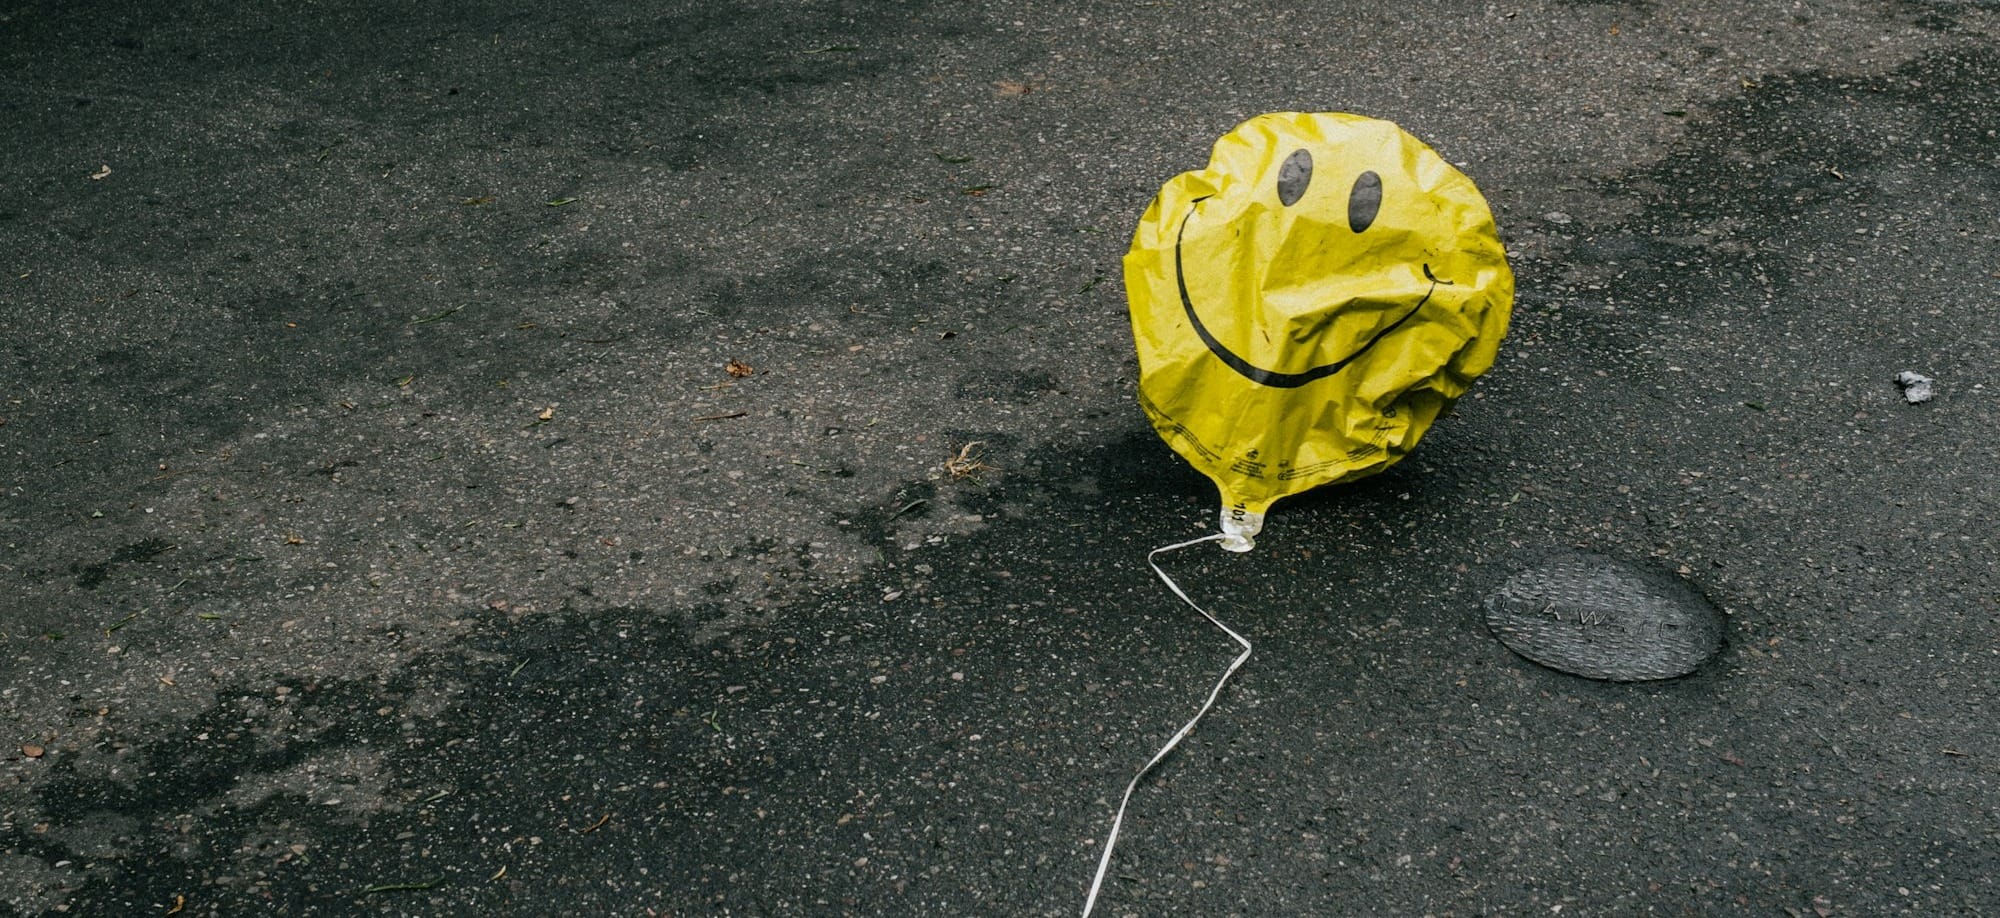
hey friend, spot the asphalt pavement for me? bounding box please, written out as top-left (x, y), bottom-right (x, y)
top-left (3, 1), bottom-right (1997, 915)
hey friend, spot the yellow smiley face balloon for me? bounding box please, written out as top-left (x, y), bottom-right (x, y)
top-left (1125, 112), bottom-right (1512, 550)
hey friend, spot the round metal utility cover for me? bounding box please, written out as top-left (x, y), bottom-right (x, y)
top-left (1482, 552), bottom-right (1723, 681)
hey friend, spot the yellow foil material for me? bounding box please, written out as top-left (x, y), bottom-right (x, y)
top-left (1125, 112), bottom-right (1513, 549)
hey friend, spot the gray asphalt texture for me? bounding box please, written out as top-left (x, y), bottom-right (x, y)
top-left (4, 1), bottom-right (1998, 915)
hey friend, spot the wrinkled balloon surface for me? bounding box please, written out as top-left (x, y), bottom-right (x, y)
top-left (1125, 112), bottom-right (1513, 548)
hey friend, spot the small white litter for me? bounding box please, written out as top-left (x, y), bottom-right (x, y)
top-left (1894, 371), bottom-right (1934, 404)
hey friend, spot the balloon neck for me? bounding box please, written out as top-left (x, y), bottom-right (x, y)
top-left (1218, 504), bottom-right (1263, 552)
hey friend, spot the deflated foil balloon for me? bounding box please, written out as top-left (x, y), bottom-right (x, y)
top-left (1126, 112), bottom-right (1513, 550)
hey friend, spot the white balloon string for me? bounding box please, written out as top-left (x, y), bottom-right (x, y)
top-left (1082, 531), bottom-right (1251, 917)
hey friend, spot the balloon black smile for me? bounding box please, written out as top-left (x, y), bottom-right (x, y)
top-left (1174, 199), bottom-right (1441, 389)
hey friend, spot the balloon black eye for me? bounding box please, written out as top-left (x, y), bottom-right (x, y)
top-left (1348, 170), bottom-right (1382, 232)
top-left (1276, 149), bottom-right (1312, 207)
